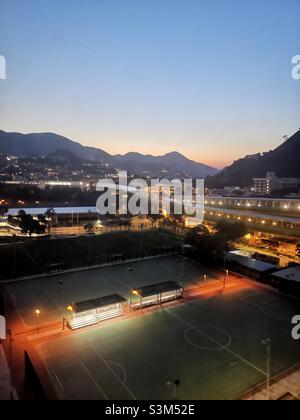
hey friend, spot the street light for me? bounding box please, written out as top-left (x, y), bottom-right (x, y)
top-left (180, 257), bottom-right (186, 289)
top-left (223, 250), bottom-right (228, 288)
top-left (223, 269), bottom-right (229, 288)
top-left (166, 379), bottom-right (180, 400)
top-left (262, 338), bottom-right (271, 400)
top-left (35, 309), bottom-right (40, 333)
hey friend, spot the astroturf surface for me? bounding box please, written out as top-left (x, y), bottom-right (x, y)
top-left (36, 285), bottom-right (300, 400)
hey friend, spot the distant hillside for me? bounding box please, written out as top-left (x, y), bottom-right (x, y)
top-left (207, 130), bottom-right (300, 188)
top-left (0, 130), bottom-right (110, 162)
top-left (48, 148), bottom-right (84, 161)
top-left (114, 151), bottom-right (217, 178)
top-left (0, 130), bottom-right (218, 178)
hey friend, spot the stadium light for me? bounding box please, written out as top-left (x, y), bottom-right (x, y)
top-left (224, 269), bottom-right (229, 288)
top-left (132, 289), bottom-right (140, 296)
top-left (262, 338), bottom-right (271, 401)
top-left (35, 309), bottom-right (40, 333)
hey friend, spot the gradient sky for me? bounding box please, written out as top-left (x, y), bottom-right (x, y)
top-left (0, 0), bottom-right (299, 168)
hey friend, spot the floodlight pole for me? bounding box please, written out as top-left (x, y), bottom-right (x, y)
top-left (181, 257), bottom-right (186, 289)
top-left (167, 379), bottom-right (180, 400)
top-left (224, 269), bottom-right (229, 288)
top-left (262, 338), bottom-right (271, 400)
top-left (35, 310), bottom-right (40, 333)
top-left (59, 280), bottom-right (66, 330)
top-left (223, 253), bottom-right (226, 288)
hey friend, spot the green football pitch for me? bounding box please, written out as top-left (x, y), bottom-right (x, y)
top-left (36, 287), bottom-right (299, 400)
top-left (4, 256), bottom-right (300, 400)
top-left (4, 256), bottom-right (220, 328)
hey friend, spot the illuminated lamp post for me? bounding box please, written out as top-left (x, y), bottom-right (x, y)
top-left (262, 338), bottom-right (271, 400)
top-left (224, 269), bottom-right (229, 288)
top-left (66, 305), bottom-right (73, 328)
top-left (132, 289), bottom-right (141, 310)
top-left (35, 309), bottom-right (40, 334)
top-left (167, 379), bottom-right (180, 400)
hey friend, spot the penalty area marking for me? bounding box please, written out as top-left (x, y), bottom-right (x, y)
top-left (53, 361), bottom-right (109, 400)
top-left (90, 344), bottom-right (136, 400)
top-left (107, 360), bottom-right (128, 384)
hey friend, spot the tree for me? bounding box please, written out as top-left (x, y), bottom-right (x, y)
top-left (45, 208), bottom-right (56, 220)
top-left (45, 208), bottom-right (56, 231)
top-left (186, 221), bottom-right (247, 262)
top-left (38, 214), bottom-right (47, 224)
top-left (84, 222), bottom-right (94, 234)
top-left (0, 205), bottom-right (8, 216)
top-left (17, 211), bottom-right (46, 237)
top-left (215, 220), bottom-right (248, 243)
top-left (185, 224), bottom-right (210, 246)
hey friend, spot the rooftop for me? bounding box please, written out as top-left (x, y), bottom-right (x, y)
top-left (7, 206), bottom-right (98, 216)
top-left (227, 252), bottom-right (278, 272)
top-left (72, 294), bottom-right (126, 313)
top-left (272, 265), bottom-right (300, 283)
top-left (134, 280), bottom-right (183, 298)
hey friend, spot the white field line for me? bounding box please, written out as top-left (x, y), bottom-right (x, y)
top-left (165, 307), bottom-right (267, 376)
top-left (80, 362), bottom-right (109, 400)
top-left (90, 344), bottom-right (136, 400)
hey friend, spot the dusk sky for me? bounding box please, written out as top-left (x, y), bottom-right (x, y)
top-left (0, 0), bottom-right (299, 168)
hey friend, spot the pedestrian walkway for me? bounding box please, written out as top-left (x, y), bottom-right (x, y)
top-left (246, 369), bottom-right (300, 400)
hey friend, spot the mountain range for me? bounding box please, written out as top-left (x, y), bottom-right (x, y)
top-left (0, 130), bottom-right (218, 178)
top-left (207, 129), bottom-right (300, 187)
top-left (1, 129), bottom-right (299, 184)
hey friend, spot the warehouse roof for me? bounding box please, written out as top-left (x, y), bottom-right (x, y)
top-left (72, 294), bottom-right (126, 313)
top-left (133, 281), bottom-right (183, 298)
top-left (227, 252), bottom-right (277, 272)
top-left (7, 206), bottom-right (98, 216)
top-left (272, 266), bottom-right (300, 283)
